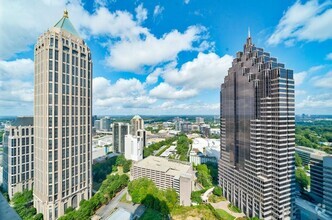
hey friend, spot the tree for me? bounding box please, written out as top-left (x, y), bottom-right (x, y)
top-left (33, 213), bottom-right (43, 220)
top-left (128, 178), bottom-right (176, 215)
top-left (296, 168), bottom-right (310, 191)
top-left (213, 186), bottom-right (222, 196)
top-left (191, 191), bottom-right (203, 204)
top-left (295, 152), bottom-right (302, 167)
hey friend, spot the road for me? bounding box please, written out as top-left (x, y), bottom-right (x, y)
top-left (95, 188), bottom-right (127, 220)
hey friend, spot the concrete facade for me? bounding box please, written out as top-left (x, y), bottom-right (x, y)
top-left (124, 134), bottom-right (143, 161)
top-left (131, 156), bottom-right (194, 206)
top-left (2, 117), bottom-right (34, 199)
top-left (33, 11), bottom-right (92, 219)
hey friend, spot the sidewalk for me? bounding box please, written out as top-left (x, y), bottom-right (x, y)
top-left (210, 200), bottom-right (246, 219)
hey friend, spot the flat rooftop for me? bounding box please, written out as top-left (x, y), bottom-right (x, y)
top-left (134, 156), bottom-right (192, 178)
top-left (296, 146), bottom-right (328, 159)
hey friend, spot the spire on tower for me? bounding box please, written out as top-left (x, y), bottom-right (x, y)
top-left (248, 27), bottom-right (251, 38)
top-left (64, 9), bottom-right (69, 18)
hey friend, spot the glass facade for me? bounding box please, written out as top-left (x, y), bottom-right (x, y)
top-left (219, 36), bottom-right (295, 219)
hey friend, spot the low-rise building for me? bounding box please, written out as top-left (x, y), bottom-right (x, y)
top-left (295, 146), bottom-right (324, 166)
top-left (131, 156), bottom-right (195, 206)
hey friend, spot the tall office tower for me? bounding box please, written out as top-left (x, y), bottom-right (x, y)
top-left (34, 11), bottom-right (92, 219)
top-left (2, 117), bottom-right (34, 199)
top-left (219, 35), bottom-right (295, 219)
top-left (112, 122), bottom-right (130, 153)
top-left (130, 115), bottom-right (144, 135)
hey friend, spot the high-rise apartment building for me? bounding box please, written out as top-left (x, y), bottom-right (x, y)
top-left (124, 135), bottom-right (144, 161)
top-left (219, 35), bottom-right (295, 219)
top-left (112, 122), bottom-right (130, 153)
top-left (2, 117), bottom-right (34, 199)
top-left (34, 11), bottom-right (92, 219)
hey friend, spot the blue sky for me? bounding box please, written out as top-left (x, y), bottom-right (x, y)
top-left (0, 0), bottom-right (332, 116)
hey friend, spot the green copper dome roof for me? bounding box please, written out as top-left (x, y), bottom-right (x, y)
top-left (54, 10), bottom-right (80, 37)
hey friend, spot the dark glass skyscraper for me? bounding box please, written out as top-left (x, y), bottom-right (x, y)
top-left (219, 35), bottom-right (295, 219)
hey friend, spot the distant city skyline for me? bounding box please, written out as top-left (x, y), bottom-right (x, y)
top-left (1, 0), bottom-right (332, 116)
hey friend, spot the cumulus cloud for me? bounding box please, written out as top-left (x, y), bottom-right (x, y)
top-left (297, 93), bottom-right (332, 108)
top-left (106, 26), bottom-right (206, 72)
top-left (268, 0), bottom-right (332, 45)
top-left (0, 59), bottom-right (34, 115)
top-left (162, 52), bottom-right (233, 89)
top-left (93, 77), bottom-right (156, 109)
top-left (0, 59), bottom-right (34, 79)
top-left (150, 83), bottom-right (198, 99)
top-left (135, 4), bottom-right (148, 23)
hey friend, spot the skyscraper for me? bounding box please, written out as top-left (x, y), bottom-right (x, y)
top-left (2, 117), bottom-right (34, 199)
top-left (130, 115), bottom-right (144, 135)
top-left (34, 11), bottom-right (92, 219)
top-left (219, 35), bottom-right (295, 219)
top-left (112, 122), bottom-right (130, 153)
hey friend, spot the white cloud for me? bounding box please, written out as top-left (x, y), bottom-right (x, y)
top-left (294, 65), bottom-right (324, 86)
top-left (326, 53), bottom-right (332, 60)
top-left (313, 71), bottom-right (332, 88)
top-left (135, 4), bottom-right (148, 23)
top-left (150, 83), bottom-right (198, 99)
top-left (184, 0), bottom-right (190, 4)
top-left (297, 93), bottom-right (332, 108)
top-left (0, 59), bottom-right (34, 79)
top-left (153, 5), bottom-right (164, 17)
top-left (106, 26), bottom-right (206, 72)
top-left (93, 77), bottom-right (156, 109)
top-left (162, 52), bottom-right (233, 89)
top-left (0, 59), bottom-right (34, 115)
top-left (294, 71), bottom-right (307, 86)
top-left (0, 0), bottom-right (149, 59)
top-left (268, 0), bottom-right (332, 45)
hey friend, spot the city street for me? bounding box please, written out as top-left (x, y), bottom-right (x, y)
top-left (95, 188), bottom-right (128, 219)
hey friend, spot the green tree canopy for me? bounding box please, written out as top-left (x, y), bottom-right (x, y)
top-left (295, 168), bottom-right (310, 191)
top-left (295, 152), bottom-right (302, 167)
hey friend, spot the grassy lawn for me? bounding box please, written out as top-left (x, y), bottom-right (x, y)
top-left (139, 208), bottom-right (164, 220)
top-left (171, 205), bottom-right (218, 220)
top-left (208, 194), bottom-right (227, 203)
top-left (228, 204), bottom-right (241, 213)
top-left (216, 209), bottom-right (236, 220)
top-left (119, 193), bottom-right (131, 204)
